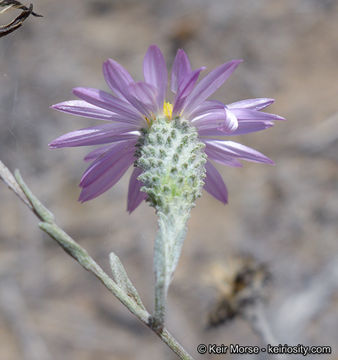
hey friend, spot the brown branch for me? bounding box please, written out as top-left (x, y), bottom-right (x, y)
top-left (0, 1), bottom-right (42, 38)
top-left (0, 0), bottom-right (42, 16)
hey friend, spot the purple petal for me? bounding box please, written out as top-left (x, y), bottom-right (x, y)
top-left (172, 67), bottom-right (205, 116)
top-left (79, 158), bottom-right (134, 201)
top-left (127, 167), bottom-right (147, 213)
top-left (73, 87), bottom-right (144, 125)
top-left (103, 60), bottom-right (154, 116)
top-left (103, 59), bottom-right (134, 101)
top-left (224, 108), bottom-right (239, 132)
top-left (49, 124), bottom-right (139, 148)
top-left (204, 139), bottom-right (274, 165)
top-left (143, 45), bottom-right (167, 109)
top-left (171, 49), bottom-right (192, 93)
top-left (204, 161), bottom-right (228, 204)
top-left (231, 108), bottom-right (285, 121)
top-left (192, 108), bottom-right (238, 133)
top-left (183, 59), bottom-right (242, 116)
top-left (51, 100), bottom-right (117, 121)
top-left (187, 100), bottom-right (225, 120)
top-left (198, 120), bottom-right (274, 136)
top-left (198, 128), bottom-right (231, 136)
top-left (204, 143), bottom-right (243, 167)
top-left (84, 144), bottom-right (114, 162)
top-left (227, 98), bottom-right (274, 111)
top-left (79, 145), bottom-right (135, 202)
top-left (127, 82), bottom-right (158, 115)
top-left (80, 139), bottom-right (136, 187)
top-left (230, 121), bottom-right (274, 135)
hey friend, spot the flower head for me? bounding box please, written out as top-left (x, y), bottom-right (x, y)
top-left (50, 45), bottom-right (284, 212)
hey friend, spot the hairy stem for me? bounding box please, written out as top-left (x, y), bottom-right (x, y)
top-left (153, 211), bottom-right (188, 328)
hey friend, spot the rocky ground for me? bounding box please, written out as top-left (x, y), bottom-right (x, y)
top-left (0, 0), bottom-right (337, 359)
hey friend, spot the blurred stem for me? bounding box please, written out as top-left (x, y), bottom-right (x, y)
top-left (0, 161), bottom-right (194, 360)
top-left (244, 303), bottom-right (278, 344)
top-left (243, 303), bottom-right (286, 359)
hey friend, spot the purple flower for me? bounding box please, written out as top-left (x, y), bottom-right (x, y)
top-left (50, 45), bottom-right (284, 212)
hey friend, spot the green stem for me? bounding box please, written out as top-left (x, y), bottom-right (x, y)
top-left (0, 162), bottom-right (195, 360)
top-left (157, 328), bottom-right (194, 360)
top-left (38, 222), bottom-right (150, 323)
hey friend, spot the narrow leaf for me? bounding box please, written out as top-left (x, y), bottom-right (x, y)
top-left (109, 252), bottom-right (146, 310)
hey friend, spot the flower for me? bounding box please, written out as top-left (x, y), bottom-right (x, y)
top-left (50, 45), bottom-right (284, 212)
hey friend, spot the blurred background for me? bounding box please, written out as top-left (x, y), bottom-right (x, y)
top-left (1, 0), bottom-right (337, 359)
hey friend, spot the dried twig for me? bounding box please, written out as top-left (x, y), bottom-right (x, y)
top-left (274, 259), bottom-right (338, 340)
top-left (0, 0), bottom-right (41, 16)
top-left (0, 1), bottom-right (42, 38)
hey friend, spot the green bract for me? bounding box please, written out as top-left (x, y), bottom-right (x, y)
top-left (136, 116), bottom-right (207, 213)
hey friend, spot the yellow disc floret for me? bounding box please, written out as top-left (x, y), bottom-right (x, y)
top-left (163, 101), bottom-right (173, 120)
